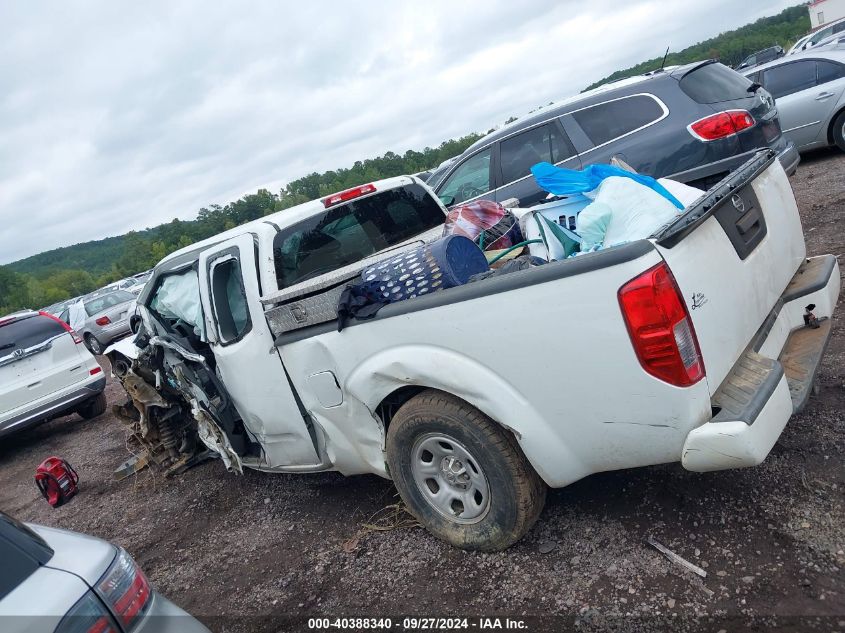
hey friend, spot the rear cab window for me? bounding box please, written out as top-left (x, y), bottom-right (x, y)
top-left (678, 62), bottom-right (755, 103)
top-left (272, 184), bottom-right (445, 290)
top-left (0, 314), bottom-right (66, 359)
top-left (568, 94), bottom-right (666, 147)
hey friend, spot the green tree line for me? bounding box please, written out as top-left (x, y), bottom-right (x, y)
top-left (1, 134), bottom-right (481, 314)
top-left (584, 5), bottom-right (809, 91)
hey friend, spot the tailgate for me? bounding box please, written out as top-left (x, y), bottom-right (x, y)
top-left (652, 150), bottom-right (805, 394)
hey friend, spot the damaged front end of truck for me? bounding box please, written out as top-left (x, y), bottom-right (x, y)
top-left (106, 313), bottom-right (252, 478)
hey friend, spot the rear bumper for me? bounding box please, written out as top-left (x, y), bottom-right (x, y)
top-left (682, 254), bottom-right (839, 472)
top-left (0, 375), bottom-right (106, 439)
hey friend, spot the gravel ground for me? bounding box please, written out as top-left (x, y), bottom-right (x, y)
top-left (1, 150), bottom-right (843, 633)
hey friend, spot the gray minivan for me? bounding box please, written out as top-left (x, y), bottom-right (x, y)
top-left (434, 61), bottom-right (799, 208)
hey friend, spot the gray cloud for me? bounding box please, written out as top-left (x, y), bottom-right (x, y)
top-left (0, 0), bottom-right (795, 263)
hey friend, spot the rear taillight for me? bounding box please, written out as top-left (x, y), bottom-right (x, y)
top-left (54, 590), bottom-right (119, 633)
top-left (95, 316), bottom-right (111, 326)
top-left (688, 110), bottom-right (755, 141)
top-left (38, 310), bottom-right (83, 344)
top-left (95, 549), bottom-right (152, 629)
top-left (322, 183), bottom-right (376, 208)
top-left (618, 262), bottom-right (705, 387)
top-left (90, 367), bottom-right (102, 376)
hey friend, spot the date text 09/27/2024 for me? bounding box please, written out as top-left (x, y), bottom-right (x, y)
top-left (307, 617), bottom-right (528, 630)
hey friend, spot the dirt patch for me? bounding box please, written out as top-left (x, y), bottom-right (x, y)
top-left (2, 151), bottom-right (843, 632)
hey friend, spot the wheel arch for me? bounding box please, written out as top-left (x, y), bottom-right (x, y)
top-left (346, 344), bottom-right (586, 487)
top-left (826, 104), bottom-right (845, 145)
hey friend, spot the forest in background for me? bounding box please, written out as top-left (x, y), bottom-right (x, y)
top-left (0, 5), bottom-right (811, 314)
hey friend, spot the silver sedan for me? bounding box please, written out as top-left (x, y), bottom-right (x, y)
top-left (743, 50), bottom-right (845, 153)
top-left (60, 290), bottom-right (136, 355)
top-left (0, 511), bottom-right (209, 632)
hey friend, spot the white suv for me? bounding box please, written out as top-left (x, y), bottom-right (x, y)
top-left (0, 311), bottom-right (106, 438)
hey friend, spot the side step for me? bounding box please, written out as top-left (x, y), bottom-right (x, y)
top-left (779, 319), bottom-right (833, 413)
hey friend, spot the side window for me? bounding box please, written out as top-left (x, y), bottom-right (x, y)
top-left (498, 124), bottom-right (574, 185)
top-left (209, 257), bottom-right (250, 344)
top-left (437, 148), bottom-right (492, 205)
top-left (570, 95), bottom-right (665, 147)
top-left (816, 60), bottom-right (845, 85)
top-left (761, 61), bottom-right (817, 98)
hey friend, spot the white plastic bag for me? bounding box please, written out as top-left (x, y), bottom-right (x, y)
top-left (656, 178), bottom-right (705, 208)
top-left (576, 176), bottom-right (681, 249)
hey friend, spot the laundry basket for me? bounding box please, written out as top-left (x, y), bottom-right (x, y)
top-left (360, 235), bottom-right (488, 301)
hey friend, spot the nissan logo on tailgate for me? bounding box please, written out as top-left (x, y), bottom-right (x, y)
top-left (731, 194), bottom-right (746, 213)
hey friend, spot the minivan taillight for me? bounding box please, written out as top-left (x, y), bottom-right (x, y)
top-left (95, 549), bottom-right (152, 629)
top-left (618, 262), bottom-right (705, 387)
top-left (38, 310), bottom-right (84, 344)
top-left (688, 110), bottom-right (755, 141)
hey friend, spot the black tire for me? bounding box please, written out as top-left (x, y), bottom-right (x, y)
top-left (832, 109), bottom-right (845, 153)
top-left (386, 389), bottom-right (546, 551)
top-left (78, 392), bottom-right (107, 420)
top-left (84, 333), bottom-right (103, 355)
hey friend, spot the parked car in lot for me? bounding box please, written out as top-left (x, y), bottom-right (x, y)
top-left (0, 511), bottom-right (209, 632)
top-left (433, 60), bottom-right (799, 208)
top-left (790, 17), bottom-right (845, 55)
top-left (106, 150), bottom-right (838, 551)
top-left (742, 50), bottom-right (845, 153)
top-left (60, 290), bottom-right (137, 355)
top-left (126, 271), bottom-right (153, 296)
top-left (0, 311), bottom-right (106, 439)
top-left (736, 45), bottom-right (784, 70)
top-left (42, 298), bottom-right (80, 318)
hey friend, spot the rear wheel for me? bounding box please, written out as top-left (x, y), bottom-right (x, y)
top-left (78, 392), bottom-right (107, 420)
top-left (386, 389), bottom-right (546, 551)
top-left (84, 333), bottom-right (103, 355)
top-left (832, 110), bottom-right (845, 153)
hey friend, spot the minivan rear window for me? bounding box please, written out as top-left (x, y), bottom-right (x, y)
top-left (679, 62), bottom-right (755, 103)
top-left (273, 184), bottom-right (445, 290)
top-left (570, 94), bottom-right (665, 147)
top-left (0, 315), bottom-right (65, 353)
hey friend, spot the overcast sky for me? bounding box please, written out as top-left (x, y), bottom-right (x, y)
top-left (0, 0), bottom-right (796, 264)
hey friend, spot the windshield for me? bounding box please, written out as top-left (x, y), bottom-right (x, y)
top-left (84, 290), bottom-right (134, 316)
top-left (148, 269), bottom-right (206, 340)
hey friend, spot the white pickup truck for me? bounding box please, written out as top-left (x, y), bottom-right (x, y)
top-left (107, 150), bottom-right (840, 550)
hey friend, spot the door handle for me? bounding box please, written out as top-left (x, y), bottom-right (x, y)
top-left (815, 92), bottom-right (834, 100)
